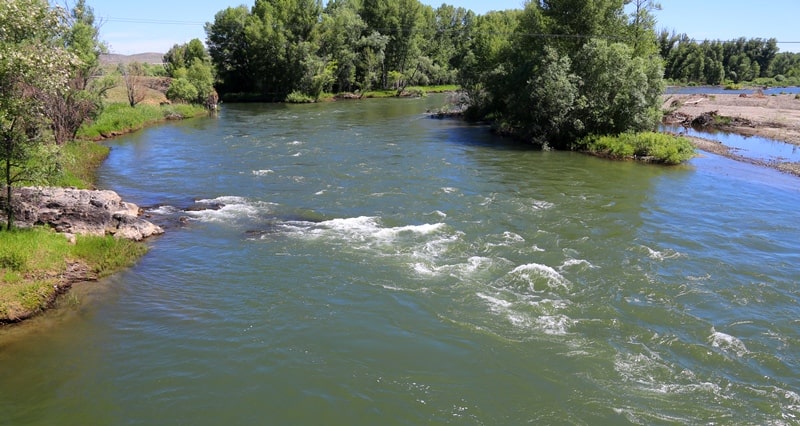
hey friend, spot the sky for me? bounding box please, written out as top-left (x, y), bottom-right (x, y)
top-left (83, 0), bottom-right (800, 55)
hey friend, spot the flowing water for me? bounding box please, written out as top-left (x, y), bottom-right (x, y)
top-left (2, 96), bottom-right (800, 425)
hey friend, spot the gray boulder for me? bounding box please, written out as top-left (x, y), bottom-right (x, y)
top-left (7, 187), bottom-right (163, 241)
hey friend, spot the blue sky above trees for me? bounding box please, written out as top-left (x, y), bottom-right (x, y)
top-left (85, 0), bottom-right (800, 54)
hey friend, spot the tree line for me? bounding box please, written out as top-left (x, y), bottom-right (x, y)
top-left (205, 0), bottom-right (667, 148)
top-left (659, 33), bottom-right (800, 85)
top-left (205, 0), bottom-right (478, 100)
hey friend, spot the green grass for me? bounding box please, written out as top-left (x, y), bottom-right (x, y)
top-left (48, 140), bottom-right (111, 188)
top-left (361, 85), bottom-right (460, 98)
top-left (72, 234), bottom-right (148, 276)
top-left (582, 132), bottom-right (696, 165)
top-left (0, 227), bottom-right (147, 321)
top-left (77, 102), bottom-right (207, 141)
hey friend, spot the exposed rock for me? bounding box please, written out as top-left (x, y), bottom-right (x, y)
top-left (6, 187), bottom-right (164, 241)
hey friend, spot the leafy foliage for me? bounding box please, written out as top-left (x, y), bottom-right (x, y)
top-left (582, 132), bottom-right (695, 164)
top-left (164, 39), bottom-right (217, 107)
top-left (1, 0), bottom-right (78, 229)
top-left (458, 0), bottom-right (665, 148)
top-left (660, 34), bottom-right (784, 84)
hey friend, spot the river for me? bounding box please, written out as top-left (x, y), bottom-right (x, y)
top-left (2, 95), bottom-right (800, 424)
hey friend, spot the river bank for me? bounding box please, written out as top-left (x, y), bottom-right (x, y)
top-left (1, 103), bottom-right (205, 325)
top-left (662, 93), bottom-right (800, 176)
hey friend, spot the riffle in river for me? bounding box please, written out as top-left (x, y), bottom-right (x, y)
top-left (2, 94), bottom-right (799, 424)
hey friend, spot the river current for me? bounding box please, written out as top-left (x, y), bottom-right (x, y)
top-left (2, 95), bottom-right (800, 424)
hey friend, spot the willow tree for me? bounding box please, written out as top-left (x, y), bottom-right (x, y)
top-left (0, 0), bottom-right (76, 229)
top-left (461, 0), bottom-right (664, 147)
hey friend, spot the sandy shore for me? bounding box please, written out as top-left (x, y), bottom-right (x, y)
top-left (662, 93), bottom-right (800, 176)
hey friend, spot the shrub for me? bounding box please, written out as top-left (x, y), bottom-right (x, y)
top-left (583, 132), bottom-right (695, 165)
top-left (285, 91), bottom-right (315, 103)
top-left (166, 78), bottom-right (199, 103)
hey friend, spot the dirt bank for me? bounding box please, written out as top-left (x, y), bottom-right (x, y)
top-left (662, 93), bottom-right (800, 176)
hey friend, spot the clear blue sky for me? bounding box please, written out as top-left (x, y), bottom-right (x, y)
top-left (83, 0), bottom-right (800, 54)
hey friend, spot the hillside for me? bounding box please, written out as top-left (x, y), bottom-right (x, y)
top-left (100, 52), bottom-right (164, 65)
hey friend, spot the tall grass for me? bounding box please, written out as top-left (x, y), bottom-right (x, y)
top-left (0, 227), bottom-right (147, 321)
top-left (77, 102), bottom-right (206, 140)
top-left (582, 132), bottom-right (696, 165)
top-left (48, 140), bottom-right (110, 188)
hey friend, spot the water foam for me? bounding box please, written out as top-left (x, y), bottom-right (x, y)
top-left (639, 244), bottom-right (682, 261)
top-left (147, 205), bottom-right (181, 215)
top-left (186, 196), bottom-right (273, 223)
top-left (252, 169), bottom-right (274, 176)
top-left (709, 328), bottom-right (749, 357)
top-left (509, 263), bottom-right (571, 292)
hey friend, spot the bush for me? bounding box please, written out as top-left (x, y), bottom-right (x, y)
top-left (166, 78), bottom-right (199, 103)
top-left (583, 132), bottom-right (695, 165)
top-left (285, 91), bottom-right (315, 103)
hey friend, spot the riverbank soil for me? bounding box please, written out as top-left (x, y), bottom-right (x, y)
top-left (663, 93), bottom-right (800, 176)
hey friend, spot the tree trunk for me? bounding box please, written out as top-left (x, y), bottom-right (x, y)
top-left (4, 162), bottom-right (12, 231)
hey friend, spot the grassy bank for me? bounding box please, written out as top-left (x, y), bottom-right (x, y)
top-left (0, 227), bottom-right (147, 323)
top-left (77, 102), bottom-right (207, 141)
top-left (2, 100), bottom-right (207, 325)
top-left (361, 85), bottom-right (459, 99)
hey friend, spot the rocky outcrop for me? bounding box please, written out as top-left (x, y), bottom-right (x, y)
top-left (7, 187), bottom-right (163, 241)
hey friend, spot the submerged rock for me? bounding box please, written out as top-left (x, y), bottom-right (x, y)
top-left (7, 187), bottom-right (164, 241)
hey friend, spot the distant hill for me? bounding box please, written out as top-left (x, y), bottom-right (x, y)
top-left (100, 52), bottom-right (164, 65)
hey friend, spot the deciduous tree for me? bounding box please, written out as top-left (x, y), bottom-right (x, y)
top-left (1, 0), bottom-right (76, 229)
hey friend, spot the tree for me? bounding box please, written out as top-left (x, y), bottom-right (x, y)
top-left (205, 6), bottom-right (253, 95)
top-left (627, 0), bottom-right (661, 57)
top-left (571, 39), bottom-right (664, 138)
top-left (1, 0), bottom-right (76, 229)
top-left (318, 1), bottom-right (367, 92)
top-left (461, 0), bottom-right (664, 146)
top-left (119, 62), bottom-right (146, 107)
top-left (164, 39), bottom-right (217, 106)
top-left (166, 78), bottom-right (199, 103)
top-left (40, 0), bottom-right (111, 145)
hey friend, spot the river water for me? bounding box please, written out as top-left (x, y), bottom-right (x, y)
top-left (2, 95), bottom-right (800, 424)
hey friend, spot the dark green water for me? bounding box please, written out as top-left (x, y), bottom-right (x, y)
top-left (2, 95), bottom-right (800, 424)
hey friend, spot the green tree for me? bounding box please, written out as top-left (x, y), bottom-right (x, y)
top-left (571, 39), bottom-right (664, 138)
top-left (361, 0), bottom-right (423, 88)
top-left (318, 1), bottom-right (367, 92)
top-left (461, 0), bottom-right (663, 147)
top-left (164, 39), bottom-right (217, 106)
top-left (1, 0), bottom-right (76, 229)
top-left (626, 0), bottom-right (660, 57)
top-left (39, 0), bottom-right (110, 145)
top-left (539, 0), bottom-right (627, 54)
top-left (166, 78), bottom-right (199, 103)
top-left (205, 6), bottom-right (253, 95)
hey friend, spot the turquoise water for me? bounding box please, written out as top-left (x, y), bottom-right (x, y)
top-left (2, 96), bottom-right (800, 424)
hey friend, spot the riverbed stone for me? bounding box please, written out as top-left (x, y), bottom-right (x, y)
top-left (6, 187), bottom-right (163, 241)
